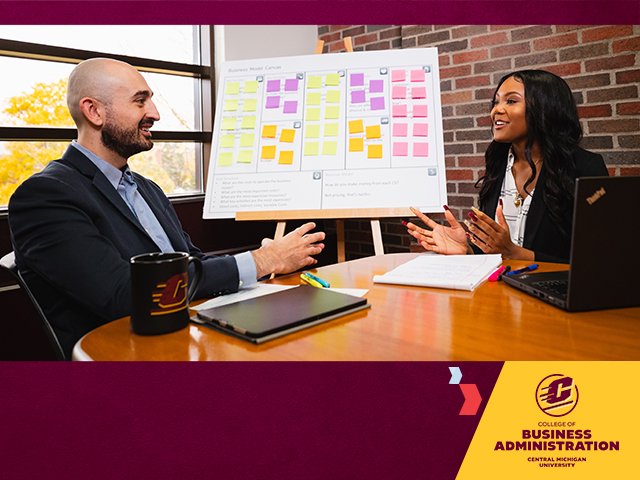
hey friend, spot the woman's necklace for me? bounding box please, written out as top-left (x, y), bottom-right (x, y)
top-left (513, 159), bottom-right (542, 207)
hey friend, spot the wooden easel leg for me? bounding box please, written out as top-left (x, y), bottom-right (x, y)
top-left (336, 219), bottom-right (345, 263)
top-left (371, 219), bottom-right (384, 256)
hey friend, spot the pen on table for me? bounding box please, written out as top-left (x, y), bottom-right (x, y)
top-left (497, 265), bottom-right (511, 280)
top-left (303, 271), bottom-right (330, 288)
top-left (488, 265), bottom-right (506, 282)
top-left (300, 273), bottom-right (323, 288)
top-left (505, 263), bottom-right (539, 277)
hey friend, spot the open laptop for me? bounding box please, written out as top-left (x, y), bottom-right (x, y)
top-left (503, 176), bottom-right (640, 311)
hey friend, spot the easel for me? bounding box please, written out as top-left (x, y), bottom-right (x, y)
top-left (237, 36), bottom-right (386, 266)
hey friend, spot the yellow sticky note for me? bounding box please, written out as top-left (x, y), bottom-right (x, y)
top-left (262, 125), bottom-right (277, 138)
top-left (305, 124), bottom-right (321, 138)
top-left (223, 100), bottom-right (238, 111)
top-left (221, 117), bottom-right (236, 130)
top-left (324, 123), bottom-right (339, 137)
top-left (280, 129), bottom-right (295, 143)
top-left (304, 142), bottom-right (319, 156)
top-left (322, 141), bottom-right (338, 156)
top-left (325, 106), bottom-right (340, 119)
top-left (225, 82), bottom-right (240, 95)
top-left (349, 137), bottom-right (364, 152)
top-left (348, 119), bottom-right (364, 134)
top-left (366, 125), bottom-right (381, 139)
top-left (325, 73), bottom-right (340, 86)
top-left (244, 80), bottom-right (258, 93)
top-left (217, 152), bottom-right (233, 166)
top-left (279, 150), bottom-right (294, 165)
top-left (220, 134), bottom-right (235, 148)
top-left (243, 99), bottom-right (257, 112)
top-left (239, 134), bottom-right (254, 147)
top-left (306, 108), bottom-right (321, 121)
top-left (306, 92), bottom-right (321, 105)
top-left (237, 150), bottom-right (253, 163)
top-left (326, 90), bottom-right (341, 103)
top-left (368, 144), bottom-right (383, 159)
top-left (261, 145), bottom-right (276, 160)
top-left (307, 76), bottom-right (322, 89)
top-left (241, 116), bottom-right (256, 129)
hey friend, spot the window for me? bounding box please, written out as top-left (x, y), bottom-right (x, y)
top-left (0, 26), bottom-right (213, 209)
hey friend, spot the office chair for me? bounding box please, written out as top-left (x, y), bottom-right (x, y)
top-left (0, 251), bottom-right (66, 360)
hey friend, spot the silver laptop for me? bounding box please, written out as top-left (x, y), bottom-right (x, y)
top-left (503, 176), bottom-right (640, 311)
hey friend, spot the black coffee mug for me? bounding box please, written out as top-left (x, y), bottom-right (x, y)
top-left (130, 252), bottom-right (203, 335)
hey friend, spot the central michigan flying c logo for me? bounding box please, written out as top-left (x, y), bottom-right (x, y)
top-left (150, 273), bottom-right (188, 315)
top-left (536, 374), bottom-right (579, 417)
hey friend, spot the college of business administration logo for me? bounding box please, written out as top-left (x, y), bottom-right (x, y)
top-left (536, 374), bottom-right (579, 417)
top-left (150, 273), bottom-right (188, 315)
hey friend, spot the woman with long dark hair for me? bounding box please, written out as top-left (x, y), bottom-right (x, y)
top-left (406, 69), bottom-right (608, 263)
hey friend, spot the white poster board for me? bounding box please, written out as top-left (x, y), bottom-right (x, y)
top-left (203, 48), bottom-right (447, 220)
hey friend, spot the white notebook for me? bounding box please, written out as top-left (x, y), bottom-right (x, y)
top-left (373, 254), bottom-right (502, 291)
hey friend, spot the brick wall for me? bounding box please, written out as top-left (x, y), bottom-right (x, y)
top-left (317, 25), bottom-right (640, 259)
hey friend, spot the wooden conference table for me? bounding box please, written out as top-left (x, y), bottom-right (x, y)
top-left (73, 253), bottom-right (640, 361)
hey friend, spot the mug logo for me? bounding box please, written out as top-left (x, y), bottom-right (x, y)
top-left (150, 273), bottom-right (188, 315)
top-left (535, 374), bottom-right (579, 417)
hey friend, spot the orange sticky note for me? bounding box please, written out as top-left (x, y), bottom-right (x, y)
top-left (262, 125), bottom-right (277, 138)
top-left (365, 125), bottom-right (381, 139)
top-left (349, 137), bottom-right (364, 152)
top-left (279, 150), bottom-right (294, 165)
top-left (280, 129), bottom-right (295, 143)
top-left (261, 145), bottom-right (276, 159)
top-left (368, 144), bottom-right (383, 159)
top-left (348, 119), bottom-right (364, 134)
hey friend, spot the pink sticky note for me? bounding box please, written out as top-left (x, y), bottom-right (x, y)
top-left (413, 104), bottom-right (428, 117)
top-left (351, 90), bottom-right (366, 104)
top-left (392, 85), bottom-right (406, 99)
top-left (369, 79), bottom-right (384, 93)
top-left (413, 123), bottom-right (428, 136)
top-left (370, 97), bottom-right (385, 111)
top-left (411, 69), bottom-right (426, 82)
top-left (393, 142), bottom-right (408, 156)
top-left (266, 79), bottom-right (281, 92)
top-left (411, 87), bottom-right (427, 99)
top-left (413, 142), bottom-right (429, 157)
top-left (392, 104), bottom-right (407, 117)
top-left (283, 100), bottom-right (298, 114)
top-left (265, 96), bottom-right (280, 109)
top-left (391, 70), bottom-right (406, 82)
top-left (392, 123), bottom-right (408, 137)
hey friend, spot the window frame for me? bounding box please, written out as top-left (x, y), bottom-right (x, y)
top-left (0, 26), bottom-right (215, 210)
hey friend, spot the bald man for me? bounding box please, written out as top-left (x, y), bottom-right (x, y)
top-left (8, 58), bottom-right (325, 358)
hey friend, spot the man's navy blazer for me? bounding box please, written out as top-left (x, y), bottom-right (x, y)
top-left (9, 146), bottom-right (240, 357)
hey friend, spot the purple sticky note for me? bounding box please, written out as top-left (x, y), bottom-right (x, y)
top-left (392, 104), bottom-right (407, 117)
top-left (266, 79), bottom-right (281, 92)
top-left (392, 123), bottom-right (408, 137)
top-left (283, 100), bottom-right (298, 114)
top-left (370, 97), bottom-right (385, 111)
top-left (369, 79), bottom-right (384, 93)
top-left (265, 96), bottom-right (280, 109)
top-left (413, 123), bottom-right (429, 136)
top-left (413, 143), bottom-right (429, 157)
top-left (351, 90), bottom-right (366, 104)
top-left (284, 78), bottom-right (299, 91)
top-left (392, 85), bottom-right (406, 99)
top-left (391, 70), bottom-right (406, 82)
top-left (413, 104), bottom-right (428, 117)
top-left (393, 142), bottom-right (409, 156)
top-left (412, 87), bottom-right (427, 99)
top-left (411, 69), bottom-right (426, 82)
top-left (350, 73), bottom-right (365, 87)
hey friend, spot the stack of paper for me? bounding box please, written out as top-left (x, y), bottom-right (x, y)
top-left (373, 254), bottom-right (502, 291)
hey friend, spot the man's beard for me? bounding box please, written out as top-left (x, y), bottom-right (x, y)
top-left (101, 119), bottom-right (153, 159)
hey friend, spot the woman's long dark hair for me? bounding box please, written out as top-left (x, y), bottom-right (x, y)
top-left (477, 70), bottom-right (582, 238)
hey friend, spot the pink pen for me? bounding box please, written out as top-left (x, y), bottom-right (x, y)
top-left (488, 265), bottom-right (506, 282)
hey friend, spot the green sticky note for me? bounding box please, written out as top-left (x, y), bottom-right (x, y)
top-left (220, 134), bottom-right (235, 148)
top-left (218, 152), bottom-right (233, 166)
top-left (305, 124), bottom-right (321, 138)
top-left (304, 142), bottom-right (319, 156)
top-left (322, 141), bottom-right (338, 156)
top-left (244, 80), bottom-right (258, 93)
top-left (239, 133), bottom-right (255, 147)
top-left (243, 99), bottom-right (257, 112)
top-left (221, 117), bottom-right (236, 130)
top-left (307, 76), bottom-right (322, 89)
top-left (326, 90), bottom-right (341, 103)
top-left (325, 73), bottom-right (340, 86)
top-left (306, 92), bottom-right (322, 105)
top-left (306, 108), bottom-right (321, 121)
top-left (237, 150), bottom-right (253, 163)
top-left (241, 116), bottom-right (256, 129)
top-left (324, 123), bottom-right (339, 137)
top-left (225, 82), bottom-right (240, 95)
top-left (325, 105), bottom-right (340, 119)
